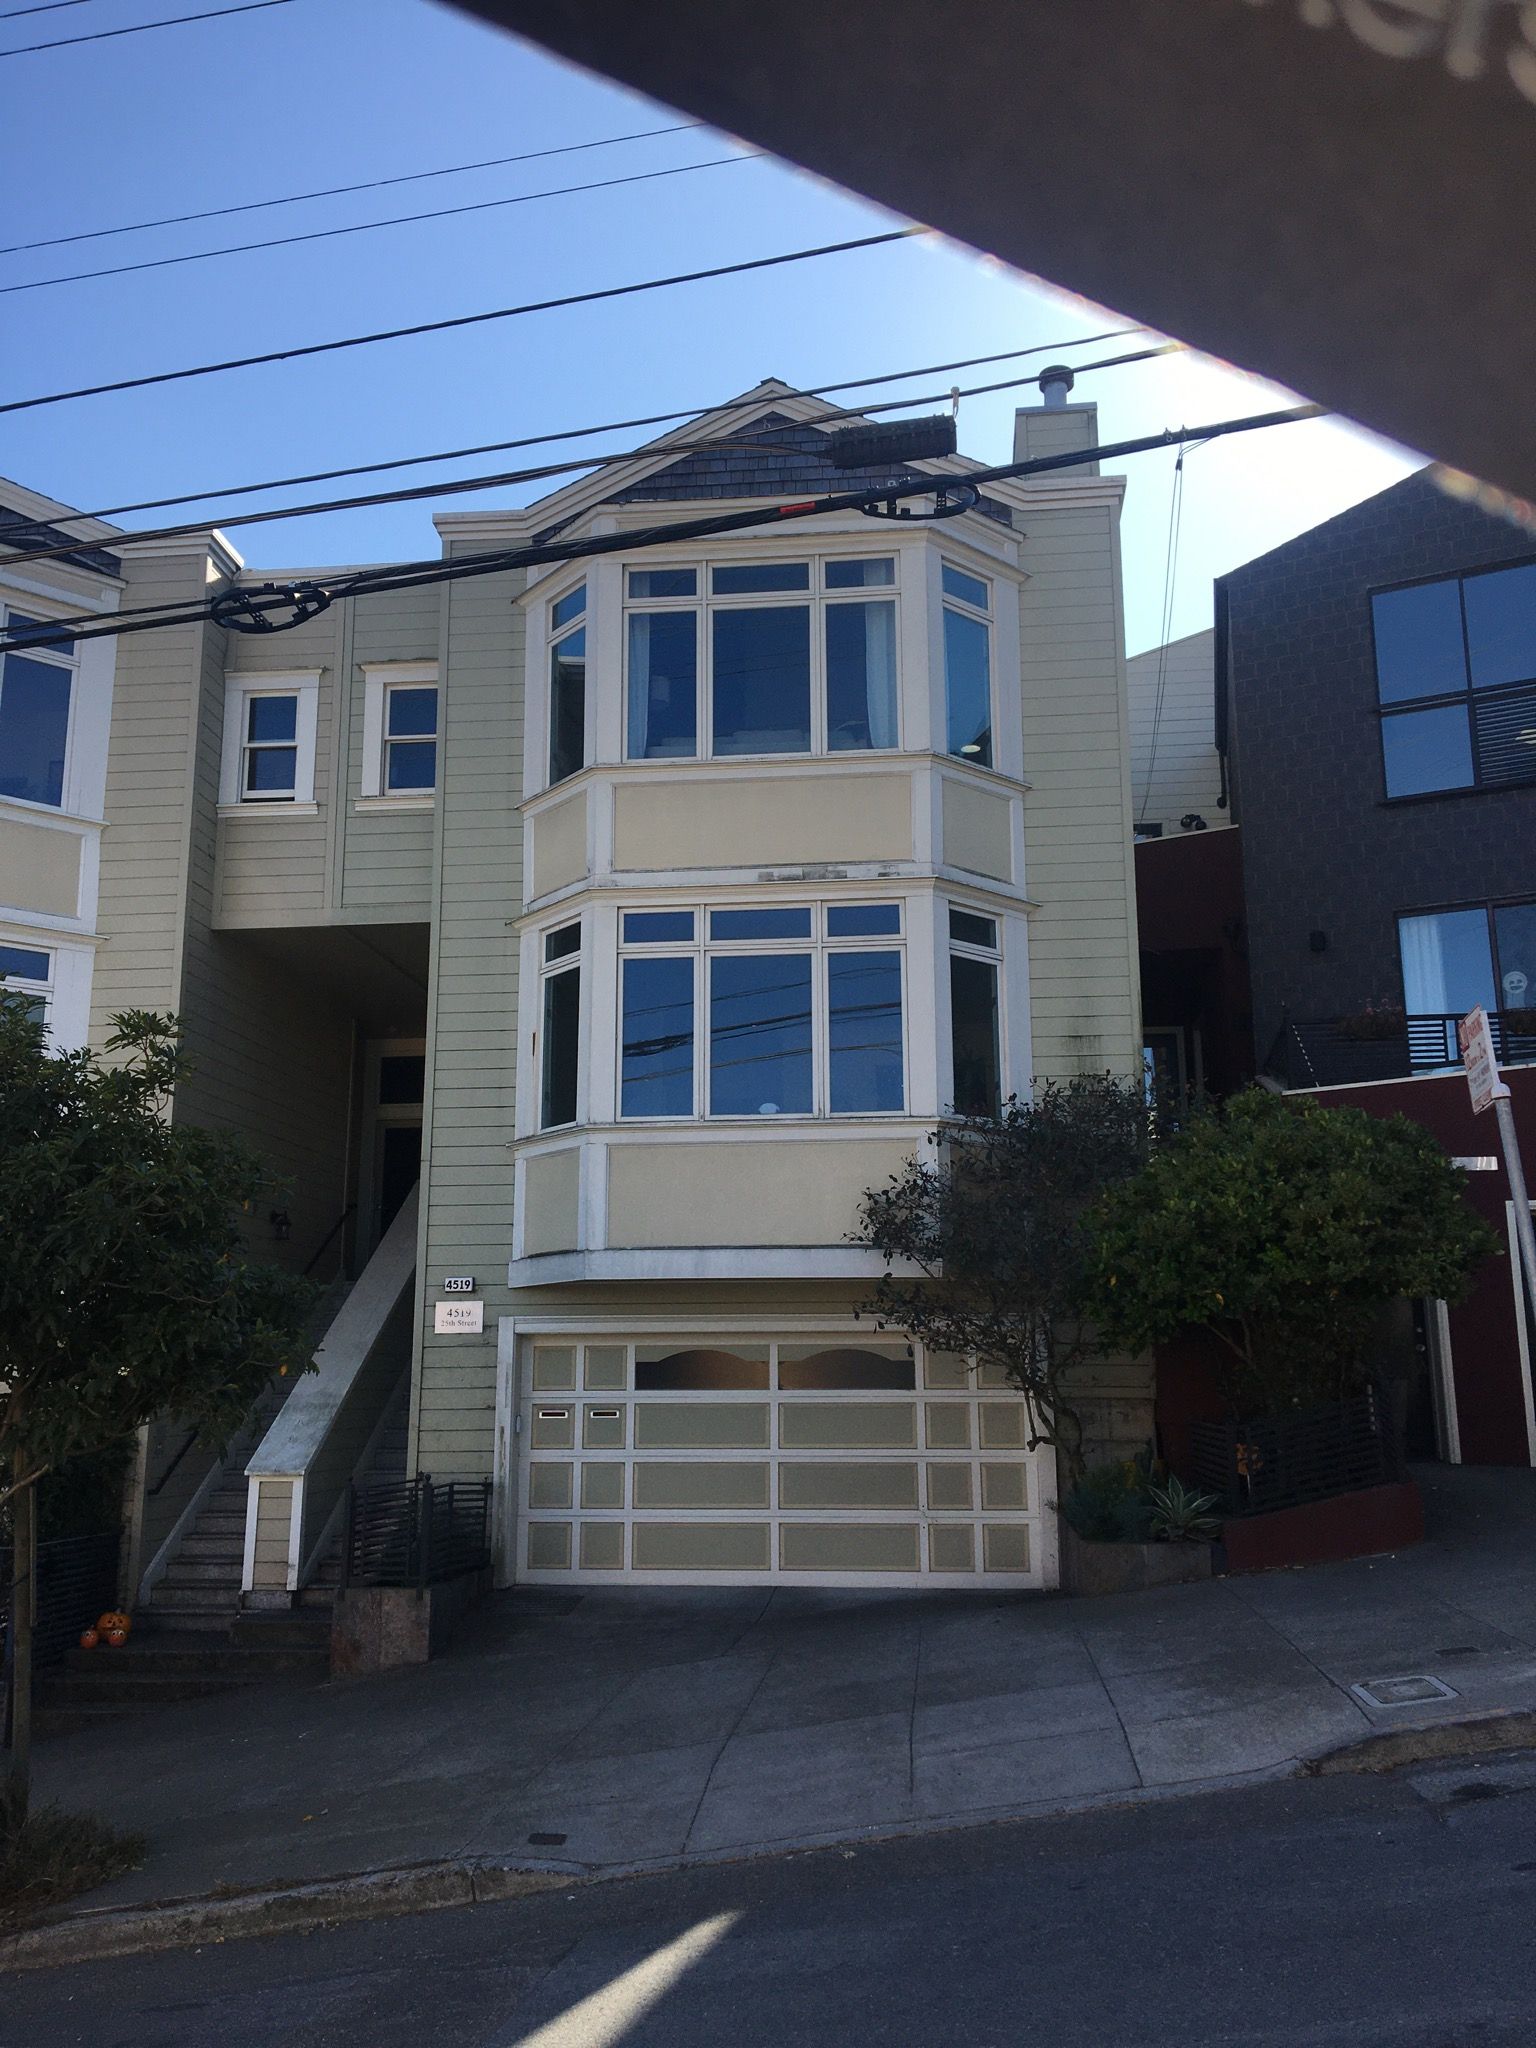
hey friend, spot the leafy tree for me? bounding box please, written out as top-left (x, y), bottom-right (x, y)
top-left (1082, 1087), bottom-right (1498, 1415)
top-left (854, 1076), bottom-right (1152, 1481)
top-left (1, 1006), bottom-right (312, 1836)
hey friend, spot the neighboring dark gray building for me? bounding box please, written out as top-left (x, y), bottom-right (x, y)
top-left (1218, 470), bottom-right (1536, 1087)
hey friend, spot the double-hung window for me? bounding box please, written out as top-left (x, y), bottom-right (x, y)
top-left (0, 610), bottom-right (74, 809)
top-left (221, 672), bottom-right (320, 809)
top-left (1373, 560), bottom-right (1536, 798)
top-left (623, 556), bottom-right (899, 761)
top-left (618, 901), bottom-right (906, 1119)
top-left (948, 904), bottom-right (1002, 1115)
top-left (548, 582), bottom-right (587, 786)
top-left (385, 684), bottom-right (437, 792)
top-left (0, 941), bottom-right (50, 1025)
top-left (941, 563), bottom-right (993, 767)
top-left (539, 922), bottom-right (582, 1128)
top-left (1399, 897), bottom-right (1536, 1064)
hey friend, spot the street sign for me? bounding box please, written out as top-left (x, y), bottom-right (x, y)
top-left (1459, 1006), bottom-right (1511, 1117)
top-left (434, 1300), bottom-right (484, 1335)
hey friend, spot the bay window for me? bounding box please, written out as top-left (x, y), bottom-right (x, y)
top-left (548, 581), bottom-right (587, 787)
top-left (942, 563), bottom-right (992, 767)
top-left (0, 611), bottom-right (73, 809)
top-left (540, 921), bottom-right (581, 1128)
top-left (623, 556), bottom-right (899, 761)
top-left (949, 904), bottom-right (1001, 1115)
top-left (618, 902), bottom-right (906, 1120)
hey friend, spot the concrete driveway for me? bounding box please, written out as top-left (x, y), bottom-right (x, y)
top-left (33, 1466), bottom-right (1536, 1910)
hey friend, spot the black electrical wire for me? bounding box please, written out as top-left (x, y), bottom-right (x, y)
top-left (0, 1), bottom-right (90, 19)
top-left (0, 0), bottom-right (291, 56)
top-left (0, 403), bottom-right (1325, 654)
top-left (0, 328), bottom-right (1147, 540)
top-left (0, 151), bottom-right (761, 295)
top-left (0, 344), bottom-right (1179, 569)
top-left (0, 122), bottom-right (704, 256)
top-left (0, 226), bottom-right (926, 416)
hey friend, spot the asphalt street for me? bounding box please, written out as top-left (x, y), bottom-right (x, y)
top-left (8, 1755), bottom-right (1536, 2048)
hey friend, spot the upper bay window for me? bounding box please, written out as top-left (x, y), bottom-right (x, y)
top-left (0, 610), bottom-right (74, 809)
top-left (624, 556), bottom-right (898, 763)
top-left (548, 581), bottom-right (587, 787)
top-left (618, 900), bottom-right (906, 1120)
top-left (1373, 559), bottom-right (1536, 798)
top-left (941, 562), bottom-right (993, 769)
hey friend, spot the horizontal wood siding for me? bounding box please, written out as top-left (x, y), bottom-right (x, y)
top-left (1125, 627), bottom-right (1223, 833)
top-left (340, 587), bottom-right (441, 918)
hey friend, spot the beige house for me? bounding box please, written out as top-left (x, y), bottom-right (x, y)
top-left (78, 381), bottom-right (1145, 1611)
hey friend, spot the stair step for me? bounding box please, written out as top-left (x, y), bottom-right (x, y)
top-left (153, 1561), bottom-right (243, 1588)
top-left (65, 1635), bottom-right (326, 1677)
top-left (147, 1585), bottom-right (239, 1613)
top-left (175, 1534), bottom-right (246, 1561)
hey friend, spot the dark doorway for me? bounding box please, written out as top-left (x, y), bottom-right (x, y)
top-left (379, 1123), bottom-right (422, 1238)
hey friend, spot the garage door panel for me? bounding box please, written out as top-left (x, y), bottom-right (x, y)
top-left (632, 1522), bottom-right (772, 1571)
top-left (632, 1460), bottom-right (771, 1509)
top-left (528, 1462), bottom-right (573, 1509)
top-left (778, 1460), bottom-right (919, 1509)
top-left (778, 1401), bottom-right (916, 1449)
top-left (634, 1401), bottom-right (770, 1449)
top-left (779, 1523), bottom-right (921, 1572)
top-left (580, 1462), bottom-right (625, 1509)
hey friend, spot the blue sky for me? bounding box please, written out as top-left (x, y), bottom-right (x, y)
top-left (0, 0), bottom-right (1419, 653)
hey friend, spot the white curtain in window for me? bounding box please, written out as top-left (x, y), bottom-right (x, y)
top-left (864, 600), bottom-right (897, 748)
top-left (1399, 913), bottom-right (1450, 1013)
top-left (1399, 908), bottom-right (1495, 1015)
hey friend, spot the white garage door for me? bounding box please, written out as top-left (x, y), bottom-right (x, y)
top-left (514, 1334), bottom-right (1053, 1588)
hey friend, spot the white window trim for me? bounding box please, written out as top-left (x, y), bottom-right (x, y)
top-left (0, 598), bottom-right (81, 816)
top-left (358, 661), bottom-right (438, 803)
top-left (219, 671), bottom-right (321, 813)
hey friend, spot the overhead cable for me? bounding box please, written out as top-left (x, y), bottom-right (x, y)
top-left (0, 0), bottom-right (291, 57)
top-left (0, 226), bottom-right (926, 415)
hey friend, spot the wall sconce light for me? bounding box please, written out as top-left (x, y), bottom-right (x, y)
top-left (269, 1208), bottom-right (292, 1242)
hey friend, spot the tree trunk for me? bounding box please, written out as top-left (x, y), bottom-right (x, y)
top-left (3, 1446), bottom-right (35, 1838)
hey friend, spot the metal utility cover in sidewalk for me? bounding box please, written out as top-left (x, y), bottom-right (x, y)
top-left (1352, 1675), bottom-right (1460, 1710)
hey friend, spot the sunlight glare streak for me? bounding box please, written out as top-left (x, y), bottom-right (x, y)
top-left (506, 1910), bottom-right (742, 2048)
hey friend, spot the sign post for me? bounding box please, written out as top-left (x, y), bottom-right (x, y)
top-left (1460, 1008), bottom-right (1536, 1329)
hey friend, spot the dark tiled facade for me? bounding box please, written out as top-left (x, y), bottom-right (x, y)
top-left (1220, 470), bottom-right (1536, 1064)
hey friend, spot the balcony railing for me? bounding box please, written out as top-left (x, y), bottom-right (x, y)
top-left (340, 1476), bottom-right (492, 1590)
top-left (1271, 1009), bottom-right (1536, 1090)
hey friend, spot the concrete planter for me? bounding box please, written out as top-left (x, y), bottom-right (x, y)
top-left (1059, 1521), bottom-right (1215, 1598)
top-left (329, 1567), bottom-right (491, 1677)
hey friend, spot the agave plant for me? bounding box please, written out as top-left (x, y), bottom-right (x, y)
top-left (1145, 1475), bottom-right (1223, 1543)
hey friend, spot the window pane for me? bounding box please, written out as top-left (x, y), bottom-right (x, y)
top-left (378, 1054), bottom-right (425, 1104)
top-left (825, 557), bottom-right (894, 589)
top-left (950, 953), bottom-right (1000, 1116)
top-left (829, 949), bottom-right (904, 1113)
top-left (1464, 562), bottom-right (1536, 690)
top-left (1, 989), bottom-right (45, 1025)
top-left (943, 607), bottom-right (992, 765)
top-left (1399, 909), bottom-right (1496, 1016)
top-left (709, 906), bottom-right (812, 940)
top-left (709, 953), bottom-right (812, 1115)
top-left (0, 655), bottom-right (70, 806)
top-left (1471, 681), bottom-right (1536, 788)
top-left (386, 740), bottom-right (435, 791)
top-left (1493, 901), bottom-right (1536, 1011)
top-left (551, 582), bottom-right (586, 630)
top-left (627, 610), bottom-right (697, 759)
top-left (0, 943), bottom-right (49, 980)
top-left (941, 563), bottom-right (988, 611)
top-left (1372, 580), bottom-right (1466, 703)
top-left (386, 686), bottom-right (436, 737)
top-left (622, 910), bottom-right (695, 944)
top-left (1381, 703), bottom-right (1473, 796)
top-left (247, 694), bottom-right (297, 742)
top-left (621, 955), bottom-right (694, 1116)
top-left (826, 599), bottom-right (897, 751)
top-left (540, 966), bottom-right (580, 1127)
top-left (628, 567), bottom-right (696, 598)
top-left (4, 612), bottom-right (75, 657)
top-left (245, 745), bottom-right (297, 794)
top-left (778, 1346), bottom-right (914, 1389)
top-left (827, 903), bottom-right (901, 936)
top-left (711, 561), bottom-right (809, 594)
top-left (544, 923), bottom-right (581, 963)
top-left (549, 626), bottom-right (585, 784)
top-left (634, 1348), bottom-right (768, 1390)
top-left (948, 906), bottom-right (997, 949)
top-left (711, 606), bottom-right (810, 754)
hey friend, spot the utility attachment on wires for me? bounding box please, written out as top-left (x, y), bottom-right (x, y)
top-left (828, 413), bottom-right (956, 470)
top-left (860, 479), bottom-right (978, 522)
top-left (210, 581), bottom-right (331, 634)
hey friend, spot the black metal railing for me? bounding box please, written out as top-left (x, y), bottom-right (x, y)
top-left (1, 1531), bottom-right (121, 1671)
top-left (1189, 1388), bottom-right (1402, 1517)
top-left (1272, 1009), bottom-right (1536, 1090)
top-left (340, 1476), bottom-right (491, 1590)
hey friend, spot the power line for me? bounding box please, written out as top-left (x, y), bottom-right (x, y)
top-left (0, 328), bottom-right (1148, 541)
top-left (0, 0), bottom-right (291, 56)
top-left (0, 123), bottom-right (704, 256)
top-left (1137, 444), bottom-right (1191, 824)
top-left (0, 344), bottom-right (1178, 569)
top-left (0, 226), bottom-right (926, 416)
top-left (0, 2), bottom-right (90, 19)
top-left (0, 403), bottom-right (1326, 655)
top-left (0, 152), bottom-right (759, 295)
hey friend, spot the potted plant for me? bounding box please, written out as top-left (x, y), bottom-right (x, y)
top-left (1333, 1001), bottom-right (1407, 1042)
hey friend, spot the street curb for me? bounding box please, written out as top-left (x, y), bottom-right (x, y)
top-left (0, 1856), bottom-right (584, 1974)
top-left (1303, 1707), bottom-right (1536, 1777)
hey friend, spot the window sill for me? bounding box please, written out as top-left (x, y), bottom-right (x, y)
top-left (217, 801), bottom-right (319, 819)
top-left (0, 796), bottom-right (102, 829)
top-left (354, 794), bottom-right (436, 813)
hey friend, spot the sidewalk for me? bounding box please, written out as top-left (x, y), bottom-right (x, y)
top-left (28, 1466), bottom-right (1536, 1913)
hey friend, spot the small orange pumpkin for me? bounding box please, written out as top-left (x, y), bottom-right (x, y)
top-left (79, 1628), bottom-right (100, 1650)
top-left (104, 1627), bottom-right (129, 1648)
top-left (97, 1610), bottom-right (131, 1635)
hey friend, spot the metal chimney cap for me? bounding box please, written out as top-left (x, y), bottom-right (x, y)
top-left (1038, 363), bottom-right (1076, 408)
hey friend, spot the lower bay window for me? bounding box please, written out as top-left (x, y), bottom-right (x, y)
top-left (540, 922), bottom-right (581, 1128)
top-left (619, 902), bottom-right (906, 1120)
top-left (0, 941), bottom-right (50, 1025)
top-left (948, 905), bottom-right (1001, 1116)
